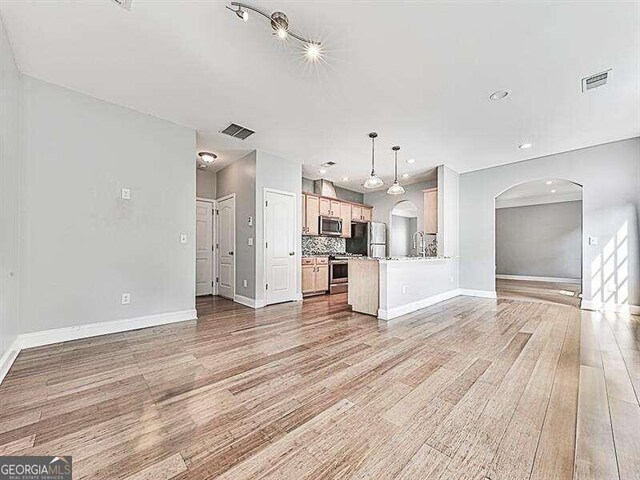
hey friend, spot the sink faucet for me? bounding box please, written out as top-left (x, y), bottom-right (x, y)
top-left (412, 231), bottom-right (426, 257)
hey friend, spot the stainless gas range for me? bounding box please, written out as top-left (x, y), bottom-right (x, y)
top-left (329, 253), bottom-right (363, 294)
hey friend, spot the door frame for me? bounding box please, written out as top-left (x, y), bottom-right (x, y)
top-left (216, 193), bottom-right (236, 300)
top-left (196, 197), bottom-right (217, 296)
top-left (263, 187), bottom-right (300, 305)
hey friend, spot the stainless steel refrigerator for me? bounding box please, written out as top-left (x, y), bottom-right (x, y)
top-left (346, 222), bottom-right (387, 258)
top-left (368, 222), bottom-right (387, 258)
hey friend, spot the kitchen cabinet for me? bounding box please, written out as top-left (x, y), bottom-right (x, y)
top-left (302, 194), bottom-right (319, 235)
top-left (362, 207), bottom-right (372, 222)
top-left (424, 187), bottom-right (438, 234)
top-left (351, 205), bottom-right (362, 221)
top-left (319, 198), bottom-right (331, 216)
top-left (340, 203), bottom-right (352, 238)
top-left (302, 257), bottom-right (329, 294)
top-left (330, 200), bottom-right (341, 217)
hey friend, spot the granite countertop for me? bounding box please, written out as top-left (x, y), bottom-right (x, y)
top-left (348, 256), bottom-right (458, 263)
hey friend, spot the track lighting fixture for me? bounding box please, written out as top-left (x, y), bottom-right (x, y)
top-left (226, 2), bottom-right (322, 61)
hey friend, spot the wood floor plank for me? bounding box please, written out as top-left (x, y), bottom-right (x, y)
top-left (0, 290), bottom-right (633, 479)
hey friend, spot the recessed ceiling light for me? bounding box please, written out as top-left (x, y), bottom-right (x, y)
top-left (406, 158), bottom-right (415, 164)
top-left (551, 189), bottom-right (557, 193)
top-left (342, 176), bottom-right (349, 181)
top-left (489, 90), bottom-right (509, 101)
top-left (401, 173), bottom-right (410, 178)
top-left (545, 180), bottom-right (553, 185)
top-left (198, 164), bottom-right (207, 170)
top-left (319, 168), bottom-right (327, 175)
top-left (198, 151), bottom-right (217, 163)
top-left (518, 143), bottom-right (532, 150)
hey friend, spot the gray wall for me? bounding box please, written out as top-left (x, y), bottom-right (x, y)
top-left (496, 201), bottom-right (582, 279)
top-left (460, 138), bottom-right (640, 309)
top-left (20, 77), bottom-right (196, 333)
top-left (216, 151), bottom-right (257, 299)
top-left (256, 151), bottom-right (302, 304)
top-left (0, 16), bottom-right (21, 363)
top-left (364, 179), bottom-right (438, 247)
top-left (389, 215), bottom-right (417, 256)
top-left (196, 169), bottom-right (216, 200)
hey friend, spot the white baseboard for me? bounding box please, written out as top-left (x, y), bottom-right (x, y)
top-left (581, 300), bottom-right (640, 316)
top-left (378, 289), bottom-right (460, 321)
top-left (458, 289), bottom-right (498, 299)
top-left (234, 294), bottom-right (263, 309)
top-left (496, 274), bottom-right (581, 284)
top-left (17, 309), bottom-right (198, 350)
top-left (0, 339), bottom-right (20, 385)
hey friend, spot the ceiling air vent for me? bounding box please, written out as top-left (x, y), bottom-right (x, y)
top-left (111, 0), bottom-right (132, 10)
top-left (220, 123), bottom-right (255, 140)
top-left (321, 161), bottom-right (337, 167)
top-left (582, 69), bottom-right (611, 92)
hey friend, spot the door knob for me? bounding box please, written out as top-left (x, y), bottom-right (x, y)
top-left (289, 252), bottom-right (295, 256)
top-left (229, 251), bottom-right (234, 255)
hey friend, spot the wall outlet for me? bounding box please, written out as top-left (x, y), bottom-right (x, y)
top-left (589, 236), bottom-right (598, 246)
top-left (180, 234), bottom-right (187, 244)
top-left (243, 279), bottom-right (248, 288)
top-left (248, 216), bottom-right (253, 227)
top-left (401, 285), bottom-right (407, 294)
top-left (121, 188), bottom-right (131, 200)
top-left (121, 293), bottom-right (131, 305)
top-left (248, 237), bottom-right (253, 246)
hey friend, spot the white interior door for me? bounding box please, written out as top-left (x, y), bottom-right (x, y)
top-left (217, 196), bottom-right (235, 299)
top-left (265, 190), bottom-right (297, 305)
top-left (195, 200), bottom-right (213, 296)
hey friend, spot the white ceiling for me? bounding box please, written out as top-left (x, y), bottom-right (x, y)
top-left (496, 178), bottom-right (583, 208)
top-left (2, 1), bottom-right (638, 193)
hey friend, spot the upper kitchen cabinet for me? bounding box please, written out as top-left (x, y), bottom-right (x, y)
top-left (340, 202), bottom-right (352, 238)
top-left (319, 198), bottom-right (340, 217)
top-left (302, 193), bottom-right (319, 235)
top-left (362, 207), bottom-right (372, 222)
top-left (424, 187), bottom-right (438, 234)
top-left (351, 205), bottom-right (372, 223)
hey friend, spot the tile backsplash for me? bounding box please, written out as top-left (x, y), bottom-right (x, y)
top-left (302, 236), bottom-right (346, 255)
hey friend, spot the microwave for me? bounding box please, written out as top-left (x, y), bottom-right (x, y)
top-left (319, 216), bottom-right (343, 236)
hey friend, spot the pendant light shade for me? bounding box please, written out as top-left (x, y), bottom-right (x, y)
top-left (387, 146), bottom-right (405, 195)
top-left (363, 132), bottom-right (384, 189)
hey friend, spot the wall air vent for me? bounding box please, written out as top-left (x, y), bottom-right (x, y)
top-left (220, 123), bottom-right (255, 140)
top-left (582, 69), bottom-right (611, 92)
top-left (321, 161), bottom-right (337, 167)
top-left (111, 0), bottom-right (132, 10)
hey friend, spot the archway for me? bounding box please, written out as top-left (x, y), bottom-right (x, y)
top-left (389, 200), bottom-right (419, 257)
top-left (494, 178), bottom-right (583, 306)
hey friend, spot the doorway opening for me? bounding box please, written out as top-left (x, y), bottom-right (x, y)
top-left (389, 200), bottom-right (419, 257)
top-left (494, 178), bottom-right (583, 307)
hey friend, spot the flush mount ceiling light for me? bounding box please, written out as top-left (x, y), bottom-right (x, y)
top-left (387, 146), bottom-right (405, 195)
top-left (198, 152), bottom-right (217, 163)
top-left (551, 189), bottom-right (557, 193)
top-left (198, 164), bottom-right (207, 170)
top-left (363, 132), bottom-right (384, 189)
top-left (518, 143), bottom-right (532, 149)
top-left (342, 176), bottom-right (349, 181)
top-left (319, 168), bottom-right (327, 175)
top-left (545, 180), bottom-right (553, 185)
top-left (226, 2), bottom-right (322, 61)
top-left (489, 90), bottom-right (509, 101)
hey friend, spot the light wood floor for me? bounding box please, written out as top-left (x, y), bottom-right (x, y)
top-left (0, 293), bottom-right (638, 479)
top-left (497, 278), bottom-right (582, 307)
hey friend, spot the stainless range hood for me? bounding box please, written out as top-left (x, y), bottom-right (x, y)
top-left (313, 179), bottom-right (337, 199)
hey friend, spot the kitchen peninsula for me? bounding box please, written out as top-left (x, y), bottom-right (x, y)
top-left (348, 256), bottom-right (459, 320)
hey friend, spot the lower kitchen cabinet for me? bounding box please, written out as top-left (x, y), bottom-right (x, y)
top-left (302, 257), bottom-right (329, 295)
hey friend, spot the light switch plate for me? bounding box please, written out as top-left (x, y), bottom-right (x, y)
top-left (121, 293), bottom-right (131, 305)
top-left (180, 234), bottom-right (187, 244)
top-left (248, 237), bottom-right (253, 246)
top-left (121, 188), bottom-right (131, 200)
top-left (589, 236), bottom-right (598, 246)
top-left (243, 279), bottom-right (248, 288)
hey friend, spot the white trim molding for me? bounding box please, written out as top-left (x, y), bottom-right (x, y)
top-left (496, 274), bottom-right (581, 284)
top-left (378, 289), bottom-right (460, 321)
top-left (581, 300), bottom-right (640, 316)
top-left (17, 309), bottom-right (198, 350)
top-left (0, 339), bottom-right (21, 385)
top-left (458, 289), bottom-right (498, 298)
top-left (234, 294), bottom-right (266, 309)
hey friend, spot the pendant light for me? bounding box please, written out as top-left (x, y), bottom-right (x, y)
top-left (363, 132), bottom-right (384, 189)
top-left (387, 146), bottom-right (405, 195)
